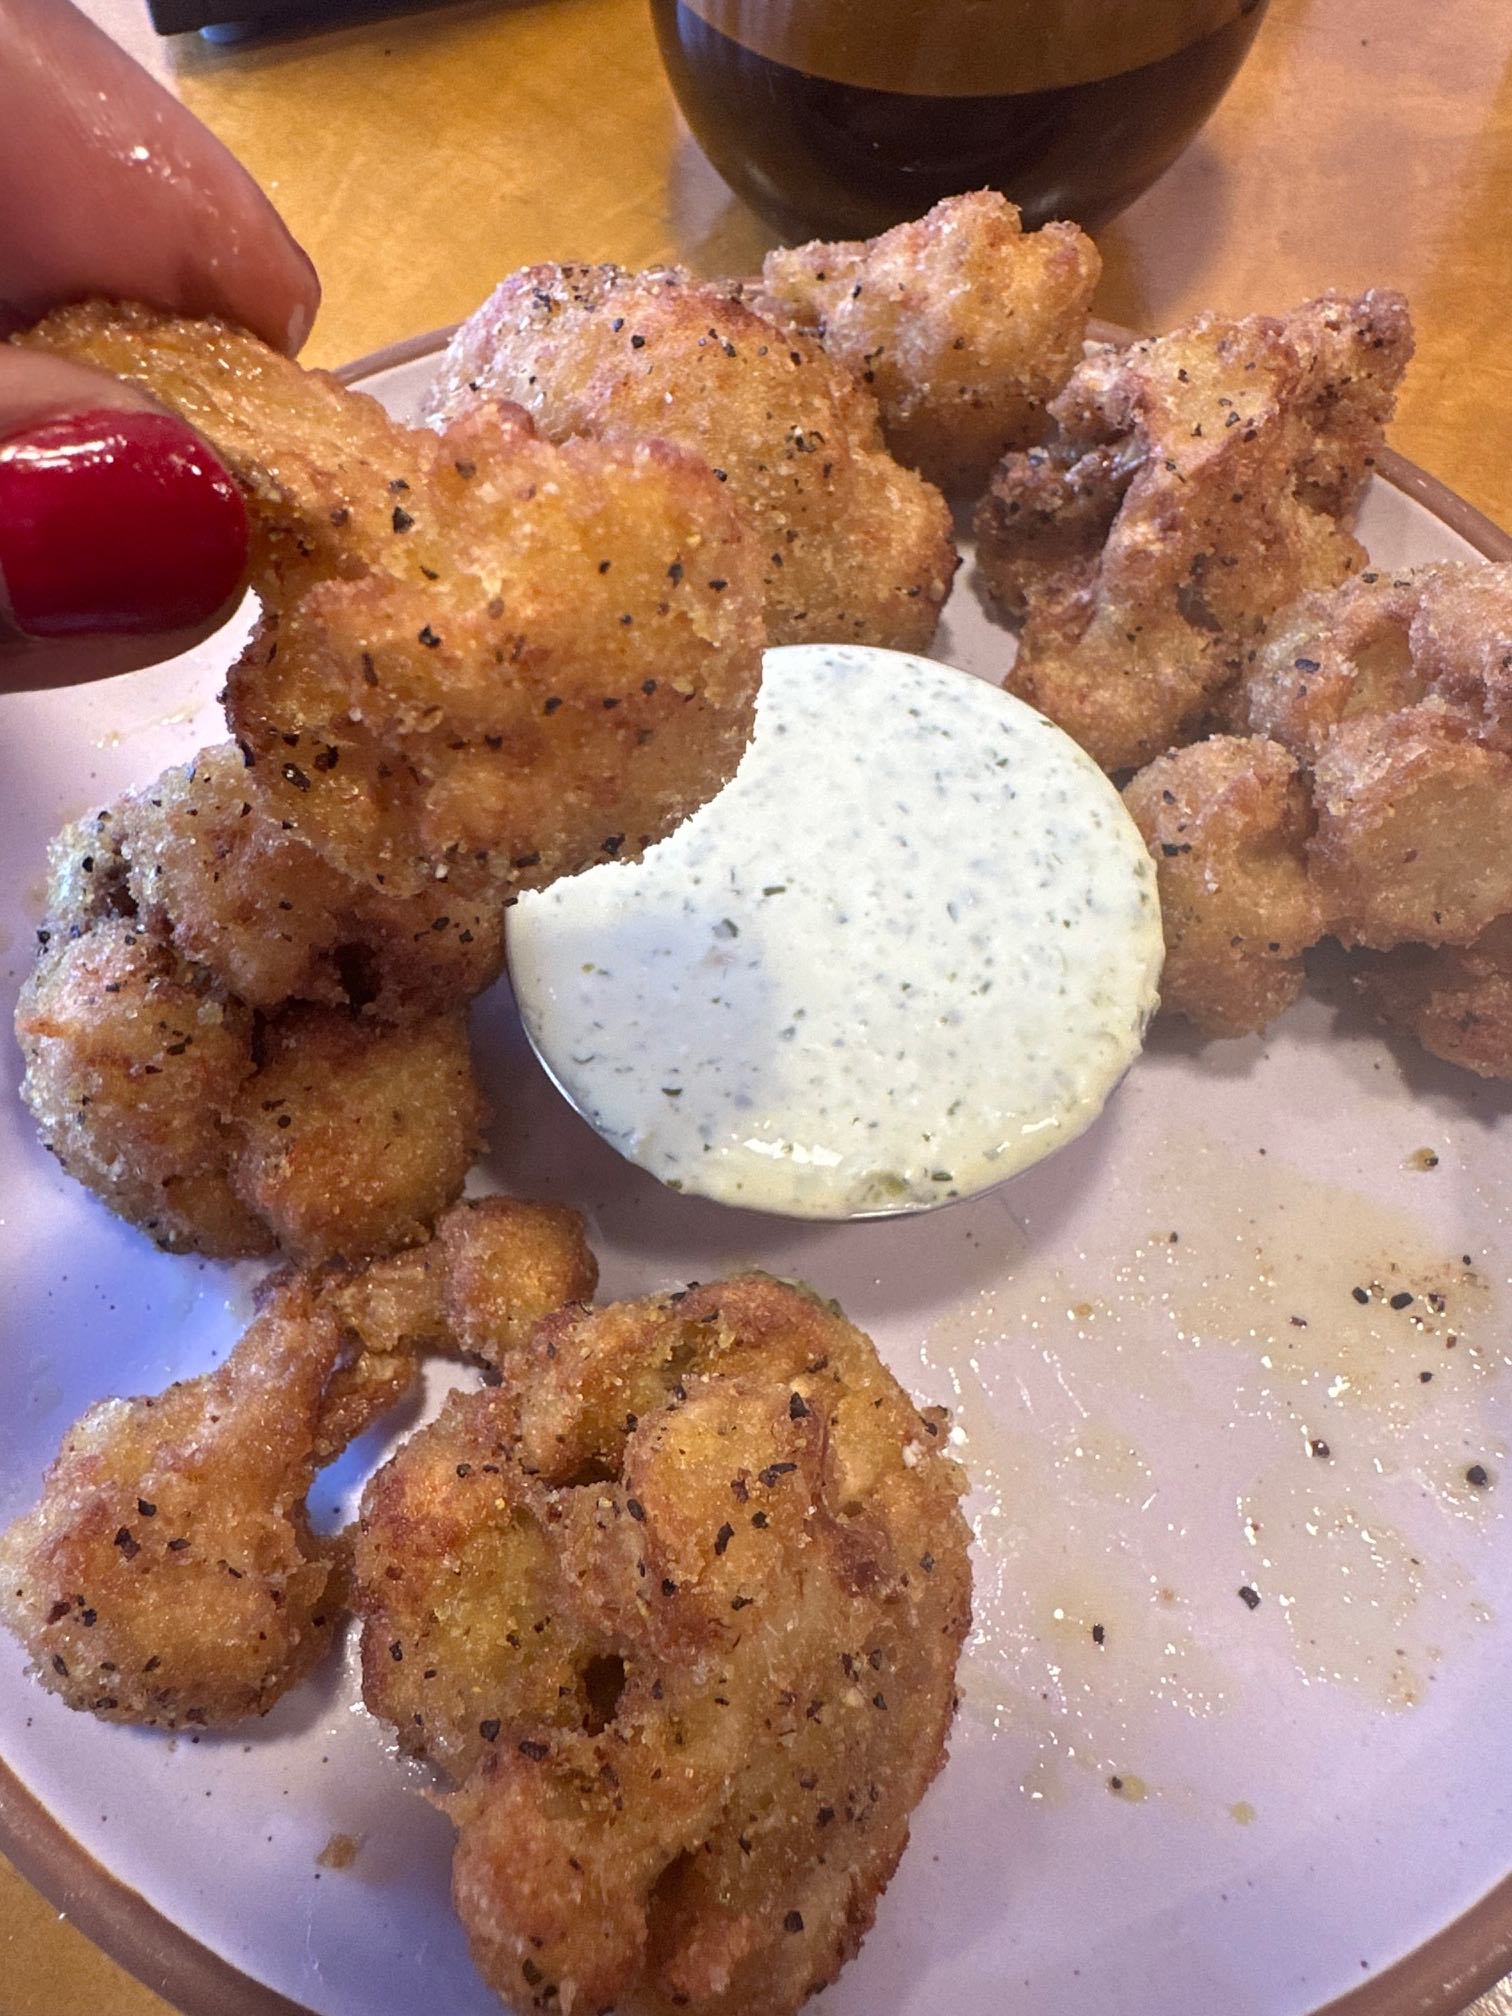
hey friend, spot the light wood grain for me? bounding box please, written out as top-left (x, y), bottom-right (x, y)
top-left (5, 0), bottom-right (1512, 2010)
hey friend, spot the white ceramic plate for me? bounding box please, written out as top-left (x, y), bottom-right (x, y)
top-left (2, 341), bottom-right (1510, 2016)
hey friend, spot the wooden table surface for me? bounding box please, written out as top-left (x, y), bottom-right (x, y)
top-left (4, 0), bottom-right (1512, 2011)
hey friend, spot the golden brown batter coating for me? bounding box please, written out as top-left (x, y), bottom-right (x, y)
top-left (17, 819), bottom-right (488, 1258)
top-left (975, 293), bottom-right (1412, 773)
top-left (17, 918), bottom-right (268, 1256)
top-left (0, 1281), bottom-right (354, 1728)
top-left (1350, 918), bottom-right (1512, 1079)
top-left (0, 1197), bottom-right (598, 1728)
top-left (1309, 702), bottom-right (1512, 951)
top-left (755, 191), bottom-right (1100, 494)
top-left (118, 744), bottom-right (506, 1017)
top-left (231, 1005), bottom-right (484, 1263)
top-left (356, 1274), bottom-right (970, 2016)
top-left (19, 303), bottom-right (765, 897)
top-left (424, 263), bottom-right (958, 654)
top-left (436, 1195), bottom-right (600, 1372)
top-left (1123, 736), bottom-right (1327, 1037)
top-left (1237, 568), bottom-right (1430, 760)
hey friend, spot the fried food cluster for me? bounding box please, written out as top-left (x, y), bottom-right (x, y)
top-left (119, 744), bottom-right (506, 1017)
top-left (17, 803), bottom-right (485, 1258)
top-left (1122, 736), bottom-right (1325, 1038)
top-left (755, 191), bottom-right (1100, 495)
top-left (1350, 919), bottom-right (1512, 1080)
top-left (0, 1198), bottom-right (596, 1730)
top-left (976, 293), bottom-right (1414, 773)
top-left (19, 302), bottom-right (765, 895)
top-left (355, 1274), bottom-right (970, 2016)
top-left (423, 263), bottom-right (958, 655)
top-left (1126, 562), bottom-right (1512, 1074)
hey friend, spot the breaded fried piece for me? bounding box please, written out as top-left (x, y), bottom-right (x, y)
top-left (424, 263), bottom-right (958, 653)
top-left (42, 807), bottom-right (135, 932)
top-left (975, 293), bottom-right (1412, 773)
top-left (0, 1197), bottom-right (596, 1727)
top-left (0, 1281), bottom-right (353, 1727)
top-left (1123, 736), bottom-right (1327, 1037)
top-left (19, 303), bottom-right (764, 896)
top-left (755, 191), bottom-right (1100, 494)
top-left (17, 918), bottom-right (268, 1256)
top-left (437, 1196), bottom-right (599, 1371)
top-left (232, 1006), bottom-right (484, 1262)
top-left (1237, 562), bottom-right (1512, 761)
top-left (1399, 562), bottom-right (1512, 751)
top-left (1350, 918), bottom-right (1512, 1078)
top-left (118, 745), bottom-right (506, 1016)
top-left (356, 1275), bottom-right (970, 2016)
top-left (1239, 568), bottom-right (1431, 760)
top-left (1310, 701), bottom-right (1512, 950)
top-left (304, 1194), bottom-right (597, 1460)
top-left (1280, 293), bottom-right (1417, 519)
top-left (17, 832), bottom-right (487, 1258)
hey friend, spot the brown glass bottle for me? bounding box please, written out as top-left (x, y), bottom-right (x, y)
top-left (651, 0), bottom-right (1267, 239)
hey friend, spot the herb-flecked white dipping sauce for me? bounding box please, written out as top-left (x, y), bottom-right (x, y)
top-left (507, 645), bottom-right (1164, 1218)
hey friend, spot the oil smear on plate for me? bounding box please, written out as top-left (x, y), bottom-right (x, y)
top-left (922, 1128), bottom-right (1507, 1814)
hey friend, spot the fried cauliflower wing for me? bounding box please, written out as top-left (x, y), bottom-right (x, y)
top-left (232, 1005), bottom-right (484, 1261)
top-left (1238, 568), bottom-right (1432, 760)
top-left (1123, 736), bottom-right (1327, 1037)
top-left (0, 1281), bottom-right (353, 1727)
top-left (755, 191), bottom-right (1100, 494)
top-left (118, 744), bottom-right (506, 1017)
top-left (1309, 701), bottom-right (1512, 950)
top-left (0, 1197), bottom-right (597, 1727)
top-left (1238, 561), bottom-right (1512, 761)
top-left (423, 263), bottom-right (958, 654)
top-left (17, 916), bottom-right (268, 1256)
top-left (18, 303), bottom-right (765, 896)
top-left (1350, 918), bottom-right (1512, 1079)
top-left (975, 293), bottom-right (1412, 772)
top-left (17, 824), bottom-right (487, 1259)
top-left (356, 1275), bottom-right (970, 2016)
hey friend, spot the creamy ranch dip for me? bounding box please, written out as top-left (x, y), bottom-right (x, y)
top-left (507, 645), bottom-right (1163, 1217)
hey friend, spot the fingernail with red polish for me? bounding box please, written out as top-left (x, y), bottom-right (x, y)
top-left (0, 409), bottom-right (248, 640)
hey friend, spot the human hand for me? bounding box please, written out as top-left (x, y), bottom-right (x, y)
top-left (0, 0), bottom-right (320, 690)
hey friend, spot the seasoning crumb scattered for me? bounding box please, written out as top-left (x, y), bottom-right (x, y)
top-left (1465, 1464), bottom-right (1491, 1489)
top-left (1406, 1148), bottom-right (1440, 1171)
top-left (316, 1832), bottom-right (360, 1871)
top-left (1237, 1585), bottom-right (1261, 1610)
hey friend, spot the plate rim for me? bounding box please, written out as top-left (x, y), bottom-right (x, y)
top-left (3, 324), bottom-right (1510, 2016)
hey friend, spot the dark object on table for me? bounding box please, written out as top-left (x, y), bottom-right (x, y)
top-left (146, 0), bottom-right (430, 31)
top-left (651, 0), bottom-right (1268, 239)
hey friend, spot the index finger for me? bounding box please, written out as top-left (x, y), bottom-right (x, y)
top-left (0, 0), bottom-right (320, 354)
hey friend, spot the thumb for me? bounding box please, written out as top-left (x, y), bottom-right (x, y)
top-left (0, 350), bottom-right (249, 692)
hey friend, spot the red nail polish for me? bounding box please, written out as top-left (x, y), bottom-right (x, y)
top-left (0, 408), bottom-right (248, 639)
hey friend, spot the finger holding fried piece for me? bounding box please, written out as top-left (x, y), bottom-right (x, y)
top-left (356, 1274), bottom-right (970, 2016)
top-left (17, 303), bottom-right (766, 896)
top-left (0, 1196), bottom-right (598, 1729)
top-left (1123, 736), bottom-right (1328, 1037)
top-left (755, 190), bottom-right (1101, 494)
top-left (424, 263), bottom-right (958, 655)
